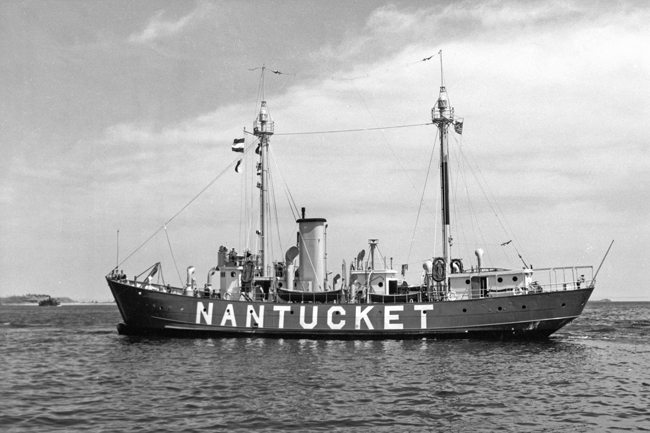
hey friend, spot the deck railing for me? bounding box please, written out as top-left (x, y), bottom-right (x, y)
top-left (529, 266), bottom-right (594, 292)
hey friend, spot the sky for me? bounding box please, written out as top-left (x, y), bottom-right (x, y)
top-left (1, 0), bottom-right (648, 301)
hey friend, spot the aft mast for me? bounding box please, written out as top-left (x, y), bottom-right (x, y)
top-left (253, 69), bottom-right (274, 277)
top-left (431, 52), bottom-right (455, 289)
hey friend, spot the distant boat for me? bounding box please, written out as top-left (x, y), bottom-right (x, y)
top-left (107, 59), bottom-right (596, 339)
top-left (38, 296), bottom-right (60, 307)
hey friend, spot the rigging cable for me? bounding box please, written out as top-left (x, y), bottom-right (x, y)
top-left (452, 136), bottom-right (496, 267)
top-left (407, 127), bottom-right (439, 265)
top-left (116, 143), bottom-right (254, 269)
top-left (350, 80), bottom-right (438, 216)
top-left (449, 132), bottom-right (477, 265)
top-left (275, 122), bottom-right (432, 136)
top-left (164, 226), bottom-right (183, 286)
top-left (269, 147), bottom-right (299, 221)
top-left (251, 52), bottom-right (440, 84)
top-left (461, 138), bottom-right (529, 267)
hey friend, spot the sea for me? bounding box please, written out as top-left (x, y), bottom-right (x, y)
top-left (1, 302), bottom-right (649, 432)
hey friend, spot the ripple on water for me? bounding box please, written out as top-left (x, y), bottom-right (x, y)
top-left (2, 303), bottom-right (650, 432)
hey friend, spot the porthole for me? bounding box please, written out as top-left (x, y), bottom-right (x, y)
top-left (465, 279), bottom-right (470, 285)
top-left (498, 277), bottom-right (503, 283)
top-left (512, 276), bottom-right (518, 282)
top-left (498, 307), bottom-right (502, 311)
top-left (231, 271), bottom-right (236, 277)
top-left (278, 282), bottom-right (283, 288)
top-left (522, 305), bottom-right (526, 309)
top-left (378, 282), bottom-right (384, 287)
top-left (462, 308), bottom-right (467, 313)
top-left (562, 303), bottom-right (566, 308)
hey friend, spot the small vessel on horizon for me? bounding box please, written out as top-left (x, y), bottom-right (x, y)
top-left (38, 296), bottom-right (61, 307)
top-left (107, 58), bottom-right (596, 339)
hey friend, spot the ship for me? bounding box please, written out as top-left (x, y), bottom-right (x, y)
top-left (106, 60), bottom-right (596, 339)
top-left (38, 296), bottom-right (61, 307)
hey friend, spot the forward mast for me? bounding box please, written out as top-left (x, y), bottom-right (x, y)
top-left (253, 95), bottom-right (274, 278)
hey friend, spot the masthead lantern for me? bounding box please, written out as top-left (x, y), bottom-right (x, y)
top-left (254, 101), bottom-right (274, 135)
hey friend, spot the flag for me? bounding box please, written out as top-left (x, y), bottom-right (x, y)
top-left (235, 159), bottom-right (242, 173)
top-left (232, 138), bottom-right (244, 152)
top-left (454, 120), bottom-right (463, 135)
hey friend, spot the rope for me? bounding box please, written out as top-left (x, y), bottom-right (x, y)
top-left (407, 128), bottom-right (439, 265)
top-left (459, 136), bottom-right (529, 266)
top-left (269, 146), bottom-right (299, 219)
top-left (115, 143), bottom-right (252, 270)
top-left (164, 226), bottom-right (183, 286)
top-left (274, 122), bottom-right (432, 136)
top-left (249, 52), bottom-right (440, 83)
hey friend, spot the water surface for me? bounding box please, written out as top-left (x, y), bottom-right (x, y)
top-left (2, 302), bottom-right (649, 432)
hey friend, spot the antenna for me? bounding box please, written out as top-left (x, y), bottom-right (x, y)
top-left (439, 50), bottom-right (444, 86)
top-left (592, 240), bottom-right (614, 284)
top-left (261, 65), bottom-right (266, 101)
top-left (116, 229), bottom-right (119, 269)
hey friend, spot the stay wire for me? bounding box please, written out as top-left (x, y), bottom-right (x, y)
top-left (407, 127), bottom-right (439, 265)
top-left (351, 81), bottom-right (437, 218)
top-left (251, 52), bottom-right (440, 84)
top-left (164, 226), bottom-right (183, 286)
top-left (462, 139), bottom-right (529, 265)
top-left (116, 143), bottom-right (255, 270)
top-left (275, 123), bottom-right (432, 136)
top-left (269, 146), bottom-right (299, 220)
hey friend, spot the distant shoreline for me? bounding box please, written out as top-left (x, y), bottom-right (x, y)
top-left (0, 300), bottom-right (115, 306)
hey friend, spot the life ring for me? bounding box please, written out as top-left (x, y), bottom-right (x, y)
top-left (513, 286), bottom-right (522, 296)
top-left (448, 290), bottom-right (457, 301)
top-left (223, 292), bottom-right (231, 300)
top-left (432, 257), bottom-right (446, 282)
top-left (242, 260), bottom-right (255, 283)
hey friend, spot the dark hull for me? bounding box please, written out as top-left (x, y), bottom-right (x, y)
top-left (107, 278), bottom-right (593, 340)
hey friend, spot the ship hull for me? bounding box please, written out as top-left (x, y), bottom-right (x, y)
top-left (107, 278), bottom-right (593, 340)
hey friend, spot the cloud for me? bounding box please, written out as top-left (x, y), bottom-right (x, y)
top-left (128, 3), bottom-right (212, 44)
top-left (6, 1), bottom-right (646, 300)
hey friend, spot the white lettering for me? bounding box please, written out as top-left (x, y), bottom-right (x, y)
top-left (246, 305), bottom-right (264, 328)
top-left (355, 306), bottom-right (374, 330)
top-left (196, 302), bottom-right (213, 325)
top-left (273, 305), bottom-right (291, 329)
top-left (327, 306), bottom-right (346, 329)
top-left (384, 305), bottom-right (404, 330)
top-left (299, 305), bottom-right (319, 329)
top-left (414, 304), bottom-right (434, 329)
top-left (220, 303), bottom-right (237, 327)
